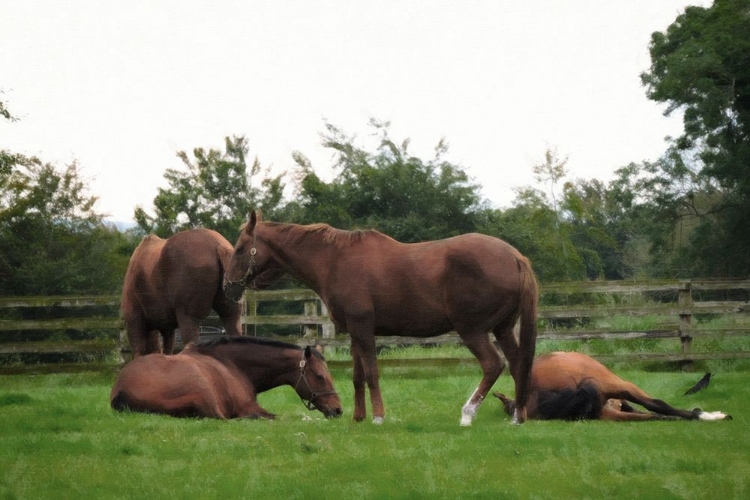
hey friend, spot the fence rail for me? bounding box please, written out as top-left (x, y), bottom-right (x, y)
top-left (1, 279), bottom-right (749, 367)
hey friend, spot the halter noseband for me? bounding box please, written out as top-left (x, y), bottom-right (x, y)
top-left (294, 355), bottom-right (338, 412)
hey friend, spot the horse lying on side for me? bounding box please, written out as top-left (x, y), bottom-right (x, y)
top-left (111, 336), bottom-right (343, 419)
top-left (493, 351), bottom-right (731, 421)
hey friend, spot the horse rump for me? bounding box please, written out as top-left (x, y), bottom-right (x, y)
top-left (535, 382), bottom-right (603, 421)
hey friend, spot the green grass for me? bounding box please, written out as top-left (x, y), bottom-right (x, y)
top-left (1, 362), bottom-right (748, 499)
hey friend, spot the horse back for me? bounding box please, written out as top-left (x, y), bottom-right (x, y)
top-left (110, 352), bottom-right (247, 418)
top-left (321, 232), bottom-right (529, 336)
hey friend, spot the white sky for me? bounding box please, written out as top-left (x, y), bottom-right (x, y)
top-left (1, 1), bottom-right (707, 223)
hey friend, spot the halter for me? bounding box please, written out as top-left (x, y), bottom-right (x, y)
top-left (294, 355), bottom-right (338, 412)
top-left (225, 231), bottom-right (258, 289)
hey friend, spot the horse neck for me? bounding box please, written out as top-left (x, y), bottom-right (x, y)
top-left (226, 344), bottom-right (302, 392)
top-left (261, 224), bottom-right (335, 292)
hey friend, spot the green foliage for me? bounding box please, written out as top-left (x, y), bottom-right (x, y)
top-left (0, 154), bottom-right (130, 294)
top-left (134, 135), bottom-right (285, 242)
top-left (641, 0), bottom-right (750, 275)
top-left (290, 119), bottom-right (485, 242)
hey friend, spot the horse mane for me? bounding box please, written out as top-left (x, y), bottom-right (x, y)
top-left (191, 335), bottom-right (325, 360)
top-left (264, 221), bottom-right (382, 249)
top-left (535, 381), bottom-right (603, 421)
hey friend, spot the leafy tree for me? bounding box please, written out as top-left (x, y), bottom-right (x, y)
top-left (641, 0), bottom-right (750, 275)
top-left (0, 155), bottom-right (129, 294)
top-left (290, 119), bottom-right (485, 242)
top-left (134, 135), bottom-right (285, 241)
top-left (561, 179), bottom-right (620, 279)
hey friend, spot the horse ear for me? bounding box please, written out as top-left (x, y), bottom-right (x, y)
top-left (304, 345), bottom-right (312, 359)
top-left (246, 210), bottom-right (260, 235)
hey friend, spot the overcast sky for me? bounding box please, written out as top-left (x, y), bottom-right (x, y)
top-left (2, 1), bottom-right (707, 223)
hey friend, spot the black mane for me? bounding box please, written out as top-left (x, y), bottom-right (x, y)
top-left (191, 336), bottom-right (324, 359)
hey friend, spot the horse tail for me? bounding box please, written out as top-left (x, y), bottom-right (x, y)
top-left (110, 391), bottom-right (130, 412)
top-left (513, 255), bottom-right (539, 421)
top-left (535, 381), bottom-right (603, 420)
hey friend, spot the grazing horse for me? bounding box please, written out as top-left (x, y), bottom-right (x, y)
top-left (224, 210), bottom-right (539, 426)
top-left (110, 336), bottom-right (343, 419)
top-left (493, 352), bottom-right (731, 421)
top-left (121, 228), bottom-right (243, 357)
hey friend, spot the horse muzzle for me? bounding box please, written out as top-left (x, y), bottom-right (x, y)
top-left (325, 406), bottom-right (344, 419)
top-left (224, 281), bottom-right (246, 303)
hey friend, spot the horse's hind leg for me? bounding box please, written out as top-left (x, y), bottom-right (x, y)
top-left (161, 329), bottom-right (176, 355)
top-left (460, 330), bottom-right (505, 426)
top-left (613, 381), bottom-right (699, 420)
top-left (145, 329), bottom-right (161, 354)
top-left (214, 296), bottom-right (243, 336)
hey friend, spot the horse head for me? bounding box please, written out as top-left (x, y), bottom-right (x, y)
top-left (295, 346), bottom-right (343, 418)
top-left (224, 210), bottom-right (275, 301)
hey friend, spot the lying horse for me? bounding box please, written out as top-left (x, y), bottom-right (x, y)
top-left (225, 210), bottom-right (538, 426)
top-left (122, 228), bottom-right (243, 357)
top-left (110, 336), bottom-right (343, 419)
top-left (493, 351), bottom-right (730, 421)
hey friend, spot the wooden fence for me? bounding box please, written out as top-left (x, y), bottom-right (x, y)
top-left (1, 279), bottom-right (749, 369)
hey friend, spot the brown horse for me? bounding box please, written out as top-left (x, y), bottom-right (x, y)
top-left (110, 336), bottom-right (343, 419)
top-left (121, 228), bottom-right (243, 357)
top-left (493, 351), bottom-right (731, 421)
top-left (225, 211), bottom-right (539, 426)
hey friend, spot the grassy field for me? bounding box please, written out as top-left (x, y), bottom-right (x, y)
top-left (1, 358), bottom-right (747, 499)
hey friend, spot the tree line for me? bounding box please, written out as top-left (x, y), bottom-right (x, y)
top-left (1, 0), bottom-right (748, 296)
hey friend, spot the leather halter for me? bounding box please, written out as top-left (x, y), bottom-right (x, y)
top-left (225, 231), bottom-right (257, 289)
top-left (294, 355), bottom-right (338, 412)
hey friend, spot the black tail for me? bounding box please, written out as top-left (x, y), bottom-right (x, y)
top-left (110, 391), bottom-right (130, 412)
top-left (535, 382), bottom-right (603, 421)
top-left (684, 373), bottom-right (711, 395)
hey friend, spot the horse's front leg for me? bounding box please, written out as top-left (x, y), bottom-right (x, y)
top-left (350, 342), bottom-right (368, 422)
top-left (459, 330), bottom-right (505, 426)
top-left (349, 324), bottom-right (385, 424)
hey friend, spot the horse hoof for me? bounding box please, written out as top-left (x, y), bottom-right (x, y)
top-left (372, 416), bottom-right (385, 425)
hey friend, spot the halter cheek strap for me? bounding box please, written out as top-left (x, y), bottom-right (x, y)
top-left (295, 355), bottom-right (338, 412)
top-left (226, 231), bottom-right (258, 289)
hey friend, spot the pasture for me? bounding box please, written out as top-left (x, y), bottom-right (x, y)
top-left (1, 359), bottom-right (747, 499)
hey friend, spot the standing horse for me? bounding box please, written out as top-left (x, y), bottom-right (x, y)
top-left (122, 228), bottom-right (243, 357)
top-left (225, 211), bottom-right (539, 426)
top-left (110, 336), bottom-right (343, 419)
top-left (493, 352), bottom-right (731, 421)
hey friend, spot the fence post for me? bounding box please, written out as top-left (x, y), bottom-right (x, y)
top-left (303, 300), bottom-right (317, 338)
top-left (244, 292), bottom-right (257, 336)
top-left (678, 280), bottom-right (693, 354)
top-left (319, 300), bottom-right (335, 339)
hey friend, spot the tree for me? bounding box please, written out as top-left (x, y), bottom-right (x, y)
top-left (0, 155), bottom-right (129, 294)
top-left (641, 0), bottom-right (750, 275)
top-left (134, 136), bottom-right (285, 242)
top-left (290, 119), bottom-right (485, 242)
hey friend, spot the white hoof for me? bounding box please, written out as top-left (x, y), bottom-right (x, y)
top-left (698, 410), bottom-right (729, 421)
top-left (372, 416), bottom-right (385, 425)
top-left (460, 416), bottom-right (473, 427)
